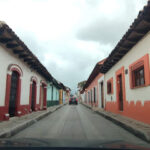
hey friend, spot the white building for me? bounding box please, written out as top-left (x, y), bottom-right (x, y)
top-left (0, 21), bottom-right (52, 121)
top-left (100, 2), bottom-right (150, 125)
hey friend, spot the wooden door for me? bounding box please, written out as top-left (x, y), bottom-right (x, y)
top-left (31, 81), bottom-right (36, 111)
top-left (94, 87), bottom-right (96, 103)
top-left (9, 71), bottom-right (19, 117)
top-left (101, 82), bottom-right (104, 108)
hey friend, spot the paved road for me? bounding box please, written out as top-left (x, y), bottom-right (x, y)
top-left (10, 104), bottom-right (149, 147)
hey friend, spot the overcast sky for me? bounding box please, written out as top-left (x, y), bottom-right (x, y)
top-left (0, 0), bottom-right (148, 91)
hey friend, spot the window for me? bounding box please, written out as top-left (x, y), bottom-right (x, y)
top-left (129, 54), bottom-right (150, 89)
top-left (107, 82), bottom-right (111, 94)
top-left (107, 77), bottom-right (113, 94)
top-left (133, 66), bottom-right (145, 87)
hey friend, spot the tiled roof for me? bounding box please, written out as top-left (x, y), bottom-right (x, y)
top-left (100, 1), bottom-right (150, 73)
top-left (83, 58), bottom-right (106, 90)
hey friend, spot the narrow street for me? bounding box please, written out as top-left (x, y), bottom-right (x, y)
top-left (10, 104), bottom-right (149, 147)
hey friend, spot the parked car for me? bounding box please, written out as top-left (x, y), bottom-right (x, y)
top-left (69, 97), bottom-right (78, 105)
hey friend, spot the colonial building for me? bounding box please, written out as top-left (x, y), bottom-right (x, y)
top-left (0, 21), bottom-right (53, 120)
top-left (0, 21), bottom-right (69, 121)
top-left (47, 78), bottom-right (61, 107)
top-left (83, 59), bottom-right (105, 107)
top-left (77, 80), bottom-right (86, 102)
top-left (82, 1), bottom-right (150, 125)
top-left (100, 1), bottom-right (150, 125)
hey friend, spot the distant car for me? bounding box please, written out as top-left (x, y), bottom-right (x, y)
top-left (69, 97), bottom-right (78, 105)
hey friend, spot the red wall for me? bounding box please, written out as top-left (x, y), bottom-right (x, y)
top-left (105, 56), bottom-right (150, 125)
top-left (106, 100), bottom-right (150, 125)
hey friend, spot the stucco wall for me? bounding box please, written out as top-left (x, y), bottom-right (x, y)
top-left (85, 73), bottom-right (103, 106)
top-left (47, 84), bottom-right (59, 101)
top-left (104, 31), bottom-right (150, 124)
top-left (0, 44), bottom-right (46, 106)
top-left (97, 75), bottom-right (104, 108)
top-left (47, 84), bottom-right (52, 101)
top-left (105, 31), bottom-right (150, 103)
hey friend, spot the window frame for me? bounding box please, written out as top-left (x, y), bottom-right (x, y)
top-left (129, 54), bottom-right (150, 89)
top-left (107, 77), bottom-right (113, 94)
top-left (133, 66), bottom-right (145, 87)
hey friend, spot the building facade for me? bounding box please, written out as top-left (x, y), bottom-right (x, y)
top-left (100, 2), bottom-right (150, 125)
top-left (0, 21), bottom-right (69, 121)
top-left (0, 22), bottom-right (51, 121)
top-left (65, 88), bottom-right (71, 103)
top-left (47, 82), bottom-right (60, 107)
top-left (83, 59), bottom-right (105, 107)
top-left (82, 1), bottom-right (150, 125)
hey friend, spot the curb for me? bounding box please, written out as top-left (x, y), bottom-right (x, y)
top-left (0, 104), bottom-right (64, 138)
top-left (81, 103), bottom-right (150, 143)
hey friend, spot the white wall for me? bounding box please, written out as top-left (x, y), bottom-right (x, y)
top-left (0, 44), bottom-right (46, 106)
top-left (98, 75), bottom-right (104, 108)
top-left (104, 31), bottom-right (150, 105)
top-left (81, 93), bottom-right (85, 102)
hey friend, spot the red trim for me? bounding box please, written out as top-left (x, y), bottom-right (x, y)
top-left (2, 74), bottom-right (12, 120)
top-left (43, 87), bottom-right (47, 110)
top-left (39, 80), bottom-right (47, 110)
top-left (107, 77), bottom-right (113, 94)
top-left (29, 77), bottom-right (38, 111)
top-left (15, 77), bottom-right (21, 116)
top-left (34, 85), bottom-right (37, 110)
top-left (4, 64), bottom-right (23, 118)
top-left (129, 54), bottom-right (150, 89)
top-left (17, 105), bottom-right (30, 116)
top-left (5, 74), bottom-right (11, 110)
top-left (29, 84), bottom-right (32, 112)
top-left (39, 86), bottom-right (42, 110)
top-left (115, 66), bottom-right (126, 111)
top-left (31, 76), bottom-right (38, 84)
top-left (8, 64), bottom-right (23, 76)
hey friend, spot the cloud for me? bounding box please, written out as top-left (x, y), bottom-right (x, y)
top-left (77, 18), bottom-right (127, 45)
top-left (76, 0), bottom-right (148, 46)
top-left (0, 0), bottom-right (147, 91)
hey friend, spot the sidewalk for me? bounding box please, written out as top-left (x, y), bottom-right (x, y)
top-left (81, 102), bottom-right (150, 143)
top-left (0, 104), bottom-right (65, 138)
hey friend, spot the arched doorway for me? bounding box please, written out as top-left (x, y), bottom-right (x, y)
top-left (9, 71), bottom-right (19, 117)
top-left (40, 84), bottom-right (44, 109)
top-left (31, 81), bottom-right (36, 111)
top-left (40, 81), bottom-right (47, 110)
top-left (29, 77), bottom-right (37, 111)
top-left (5, 64), bottom-right (23, 117)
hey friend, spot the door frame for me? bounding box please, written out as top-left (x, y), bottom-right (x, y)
top-left (39, 80), bottom-right (47, 110)
top-left (100, 81), bottom-right (104, 108)
top-left (29, 76), bottom-right (37, 111)
top-left (5, 64), bottom-right (23, 117)
top-left (98, 76), bottom-right (104, 108)
top-left (115, 67), bottom-right (126, 111)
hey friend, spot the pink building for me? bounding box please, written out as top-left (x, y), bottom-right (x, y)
top-left (83, 59), bottom-right (105, 108)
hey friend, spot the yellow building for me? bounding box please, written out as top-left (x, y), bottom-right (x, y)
top-left (59, 89), bottom-right (63, 104)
